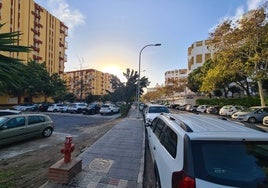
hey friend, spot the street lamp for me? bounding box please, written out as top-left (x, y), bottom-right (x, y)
top-left (137, 43), bottom-right (161, 118)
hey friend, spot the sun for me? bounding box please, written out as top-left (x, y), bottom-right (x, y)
top-left (102, 65), bottom-right (126, 82)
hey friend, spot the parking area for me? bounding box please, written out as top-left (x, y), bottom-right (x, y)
top-left (0, 112), bottom-right (121, 160)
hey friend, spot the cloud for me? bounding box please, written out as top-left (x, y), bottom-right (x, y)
top-left (47, 0), bottom-right (85, 36)
top-left (247, 0), bottom-right (265, 10)
top-left (210, 0), bottom-right (266, 32)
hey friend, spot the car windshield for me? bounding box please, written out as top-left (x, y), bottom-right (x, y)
top-left (0, 117), bottom-right (9, 124)
top-left (102, 105), bottom-right (110, 108)
top-left (78, 104), bottom-right (86, 107)
top-left (191, 141), bottom-right (268, 188)
top-left (148, 107), bottom-right (169, 113)
top-left (248, 107), bottom-right (261, 112)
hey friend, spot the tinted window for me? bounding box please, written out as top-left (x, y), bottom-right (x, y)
top-left (160, 126), bottom-right (177, 158)
top-left (148, 106), bottom-right (169, 113)
top-left (151, 118), bottom-right (159, 130)
top-left (153, 119), bottom-right (165, 138)
top-left (191, 141), bottom-right (268, 187)
top-left (5, 117), bottom-right (25, 129)
top-left (28, 116), bottom-right (45, 125)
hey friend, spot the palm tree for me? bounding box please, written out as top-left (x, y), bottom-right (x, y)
top-left (0, 23), bottom-right (31, 92)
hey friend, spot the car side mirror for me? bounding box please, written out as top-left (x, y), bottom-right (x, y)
top-left (145, 122), bottom-right (152, 127)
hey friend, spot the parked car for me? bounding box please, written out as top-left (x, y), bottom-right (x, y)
top-left (67, 102), bottom-right (88, 113)
top-left (0, 114), bottom-right (54, 147)
top-left (196, 105), bottom-right (209, 113)
top-left (145, 113), bottom-right (268, 188)
top-left (38, 103), bottom-right (50, 112)
top-left (169, 104), bottom-right (180, 109)
top-left (206, 105), bottom-right (222, 115)
top-left (219, 105), bottom-right (245, 116)
top-left (99, 104), bottom-right (120, 115)
top-left (47, 103), bottom-right (64, 112)
top-left (144, 104), bottom-right (170, 124)
top-left (232, 106), bottom-right (268, 123)
top-left (59, 104), bottom-right (70, 113)
top-left (185, 104), bottom-right (198, 112)
top-left (0, 109), bottom-right (22, 116)
top-left (83, 103), bottom-right (101, 115)
top-left (176, 104), bottom-right (187, 111)
top-left (263, 116), bottom-right (268, 126)
top-left (13, 104), bottom-right (38, 111)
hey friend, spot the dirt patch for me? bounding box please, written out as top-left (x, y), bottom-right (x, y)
top-left (0, 119), bottom-right (120, 188)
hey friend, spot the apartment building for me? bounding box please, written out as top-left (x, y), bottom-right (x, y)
top-left (64, 69), bottom-right (114, 100)
top-left (187, 40), bottom-right (213, 73)
top-left (0, 0), bottom-right (68, 104)
top-left (165, 69), bottom-right (188, 86)
top-left (0, 0), bottom-right (68, 74)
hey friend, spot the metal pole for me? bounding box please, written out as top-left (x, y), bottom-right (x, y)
top-left (137, 44), bottom-right (161, 118)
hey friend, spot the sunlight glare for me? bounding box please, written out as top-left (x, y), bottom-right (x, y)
top-left (102, 65), bottom-right (126, 83)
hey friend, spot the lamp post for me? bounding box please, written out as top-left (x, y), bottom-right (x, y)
top-left (137, 43), bottom-right (161, 118)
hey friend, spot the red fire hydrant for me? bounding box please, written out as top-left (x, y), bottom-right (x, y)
top-left (61, 136), bottom-right (75, 163)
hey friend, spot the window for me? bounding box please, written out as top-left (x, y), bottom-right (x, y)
top-left (154, 119), bottom-right (166, 139)
top-left (196, 41), bottom-right (203, 46)
top-left (6, 117), bottom-right (25, 129)
top-left (196, 54), bottom-right (203, 63)
top-left (192, 141), bottom-right (268, 187)
top-left (151, 118), bottom-right (159, 130)
top-left (160, 126), bottom-right (177, 158)
top-left (28, 116), bottom-right (45, 125)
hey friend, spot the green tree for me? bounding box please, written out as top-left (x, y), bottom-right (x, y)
top-left (187, 67), bottom-right (203, 93)
top-left (0, 23), bottom-right (30, 93)
top-left (50, 73), bottom-right (68, 103)
top-left (25, 61), bottom-right (51, 102)
top-left (107, 68), bottom-right (150, 104)
top-left (208, 6), bottom-right (268, 105)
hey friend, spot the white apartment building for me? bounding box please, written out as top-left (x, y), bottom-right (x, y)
top-left (165, 69), bottom-right (187, 86)
top-left (187, 40), bottom-right (213, 73)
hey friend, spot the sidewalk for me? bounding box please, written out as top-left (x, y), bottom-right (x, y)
top-left (41, 106), bottom-right (145, 188)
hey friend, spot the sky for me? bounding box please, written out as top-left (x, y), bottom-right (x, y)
top-left (35, 0), bottom-right (266, 87)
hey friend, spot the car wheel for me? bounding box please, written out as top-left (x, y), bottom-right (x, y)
top-left (248, 117), bottom-right (257, 123)
top-left (42, 128), bottom-right (53, 137)
top-left (154, 164), bottom-right (161, 188)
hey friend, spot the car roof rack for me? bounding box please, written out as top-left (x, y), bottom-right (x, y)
top-left (161, 113), bottom-right (193, 132)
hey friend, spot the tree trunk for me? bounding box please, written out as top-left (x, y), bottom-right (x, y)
top-left (257, 80), bottom-right (266, 106)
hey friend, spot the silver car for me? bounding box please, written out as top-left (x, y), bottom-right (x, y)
top-left (234, 106), bottom-right (268, 123)
top-left (0, 114), bottom-right (54, 147)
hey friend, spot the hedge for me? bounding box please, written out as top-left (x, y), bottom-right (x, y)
top-left (196, 97), bottom-right (268, 107)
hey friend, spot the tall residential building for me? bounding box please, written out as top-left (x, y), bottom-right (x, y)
top-left (0, 0), bottom-right (68, 74)
top-left (165, 69), bottom-right (188, 86)
top-left (187, 40), bottom-right (213, 73)
top-left (64, 69), bottom-right (114, 100)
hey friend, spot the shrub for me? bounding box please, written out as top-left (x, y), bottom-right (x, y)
top-left (196, 97), bottom-right (267, 107)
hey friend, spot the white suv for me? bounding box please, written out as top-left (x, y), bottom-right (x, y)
top-left (99, 104), bottom-right (120, 115)
top-left (47, 103), bottom-right (64, 112)
top-left (67, 102), bottom-right (88, 113)
top-left (146, 113), bottom-right (268, 188)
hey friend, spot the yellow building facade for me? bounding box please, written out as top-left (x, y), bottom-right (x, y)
top-left (0, 0), bottom-right (68, 104)
top-left (64, 69), bottom-right (114, 100)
